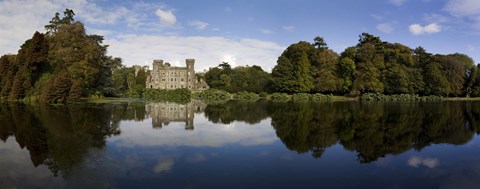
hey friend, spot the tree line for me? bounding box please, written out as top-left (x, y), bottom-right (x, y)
top-left (0, 9), bottom-right (128, 103)
top-left (205, 34), bottom-right (480, 97)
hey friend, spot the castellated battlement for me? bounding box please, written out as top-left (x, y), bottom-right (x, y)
top-left (146, 59), bottom-right (208, 90)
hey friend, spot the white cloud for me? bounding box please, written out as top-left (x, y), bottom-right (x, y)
top-left (188, 20), bottom-right (209, 30)
top-left (409, 23), bottom-right (442, 35)
top-left (445, 0), bottom-right (480, 17)
top-left (408, 156), bottom-right (440, 168)
top-left (282, 25), bottom-right (295, 32)
top-left (106, 35), bottom-right (284, 72)
top-left (153, 157), bottom-right (174, 173)
top-left (376, 23), bottom-right (395, 33)
top-left (258, 28), bottom-right (273, 34)
top-left (155, 6), bottom-right (177, 26)
top-left (444, 0), bottom-right (480, 31)
top-left (389, 0), bottom-right (407, 6)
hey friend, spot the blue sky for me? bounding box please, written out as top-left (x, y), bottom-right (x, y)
top-left (0, 0), bottom-right (479, 71)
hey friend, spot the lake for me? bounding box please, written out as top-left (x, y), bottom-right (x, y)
top-left (1, 100), bottom-right (480, 189)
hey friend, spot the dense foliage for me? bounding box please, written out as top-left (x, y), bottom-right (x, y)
top-left (206, 33), bottom-right (479, 98)
top-left (360, 93), bottom-right (443, 102)
top-left (275, 34), bottom-right (477, 96)
top-left (0, 9), bottom-right (122, 103)
top-left (143, 88), bottom-right (191, 104)
top-left (197, 89), bottom-right (231, 103)
top-left (232, 91), bottom-right (260, 101)
top-left (205, 63), bottom-right (272, 93)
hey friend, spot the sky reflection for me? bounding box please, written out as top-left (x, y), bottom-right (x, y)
top-left (108, 115), bottom-right (278, 148)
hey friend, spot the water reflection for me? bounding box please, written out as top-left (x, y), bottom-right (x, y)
top-left (0, 103), bottom-right (122, 188)
top-left (146, 101), bottom-right (206, 130)
top-left (1, 101), bottom-right (480, 188)
top-left (202, 101), bottom-right (480, 163)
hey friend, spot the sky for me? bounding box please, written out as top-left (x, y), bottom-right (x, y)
top-left (0, 0), bottom-right (480, 72)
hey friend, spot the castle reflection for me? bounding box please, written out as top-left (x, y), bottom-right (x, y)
top-left (146, 101), bottom-right (206, 130)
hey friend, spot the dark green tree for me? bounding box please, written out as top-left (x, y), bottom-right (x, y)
top-left (272, 41), bottom-right (314, 93)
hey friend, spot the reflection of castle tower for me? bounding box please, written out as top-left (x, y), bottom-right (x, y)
top-left (145, 101), bottom-right (206, 130)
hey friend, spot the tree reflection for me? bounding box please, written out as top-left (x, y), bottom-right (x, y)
top-left (202, 100), bottom-right (480, 162)
top-left (271, 102), bottom-right (480, 163)
top-left (203, 100), bottom-right (271, 124)
top-left (0, 103), bottom-right (123, 177)
top-left (1, 100), bottom-right (480, 177)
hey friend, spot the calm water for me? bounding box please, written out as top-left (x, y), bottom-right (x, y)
top-left (1, 101), bottom-right (480, 189)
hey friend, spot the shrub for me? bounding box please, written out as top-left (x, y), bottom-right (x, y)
top-left (259, 92), bottom-right (268, 98)
top-left (360, 93), bottom-right (443, 102)
top-left (292, 93), bottom-right (310, 102)
top-left (233, 91), bottom-right (259, 101)
top-left (311, 93), bottom-right (333, 102)
top-left (143, 88), bottom-right (191, 103)
top-left (270, 93), bottom-right (290, 102)
top-left (198, 89), bottom-right (231, 102)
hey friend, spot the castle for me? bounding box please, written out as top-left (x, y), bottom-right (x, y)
top-left (146, 59), bottom-right (209, 90)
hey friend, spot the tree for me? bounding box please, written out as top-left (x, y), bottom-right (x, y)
top-left (338, 57), bottom-right (355, 93)
top-left (352, 42), bottom-right (385, 94)
top-left (272, 41), bottom-right (314, 93)
top-left (423, 59), bottom-right (450, 96)
top-left (313, 36), bottom-right (328, 50)
top-left (41, 71), bottom-right (72, 103)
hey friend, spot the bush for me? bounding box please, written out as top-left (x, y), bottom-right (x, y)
top-left (360, 93), bottom-right (443, 102)
top-left (292, 93), bottom-right (310, 102)
top-left (270, 93), bottom-right (290, 102)
top-left (198, 89), bottom-right (231, 103)
top-left (259, 92), bottom-right (268, 98)
top-left (143, 88), bottom-right (191, 104)
top-left (233, 91), bottom-right (259, 101)
top-left (311, 93), bottom-right (333, 102)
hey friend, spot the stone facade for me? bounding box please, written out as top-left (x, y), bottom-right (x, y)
top-left (146, 59), bottom-right (208, 90)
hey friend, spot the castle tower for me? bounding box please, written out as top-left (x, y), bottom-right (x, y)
top-left (186, 59), bottom-right (195, 71)
top-left (186, 59), bottom-right (195, 89)
top-left (153, 59), bottom-right (164, 71)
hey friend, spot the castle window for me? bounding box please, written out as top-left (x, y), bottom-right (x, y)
top-left (162, 72), bottom-right (165, 75)
top-left (150, 85), bottom-right (153, 89)
top-left (188, 72), bottom-right (191, 76)
top-left (162, 79), bottom-right (165, 81)
top-left (175, 78), bottom-right (177, 81)
top-left (188, 79), bottom-right (191, 82)
top-left (171, 78), bottom-right (173, 82)
top-left (181, 78), bottom-right (184, 82)
top-left (170, 85), bottom-right (173, 88)
top-left (181, 85), bottom-right (183, 88)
